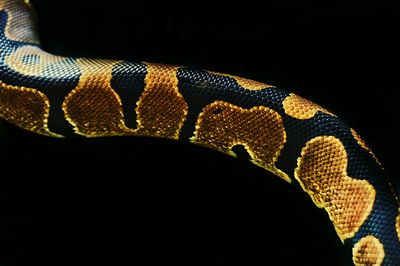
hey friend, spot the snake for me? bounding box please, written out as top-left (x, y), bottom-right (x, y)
top-left (0, 0), bottom-right (399, 265)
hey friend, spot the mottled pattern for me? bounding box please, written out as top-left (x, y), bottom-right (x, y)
top-left (353, 235), bottom-right (385, 266)
top-left (0, 80), bottom-right (60, 137)
top-left (0, 0), bottom-right (39, 44)
top-left (135, 63), bottom-right (188, 139)
top-left (4, 45), bottom-right (74, 77)
top-left (191, 101), bottom-right (290, 182)
top-left (0, 1), bottom-right (400, 264)
top-left (295, 136), bottom-right (375, 240)
top-left (63, 59), bottom-right (133, 137)
top-left (283, 93), bottom-right (333, 119)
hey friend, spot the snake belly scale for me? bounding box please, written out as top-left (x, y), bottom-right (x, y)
top-left (0, 0), bottom-right (399, 265)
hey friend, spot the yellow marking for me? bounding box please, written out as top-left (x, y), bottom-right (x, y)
top-left (0, 0), bottom-right (39, 44)
top-left (63, 61), bottom-right (188, 138)
top-left (62, 59), bottom-right (133, 137)
top-left (210, 71), bottom-right (273, 90)
top-left (4, 45), bottom-right (75, 77)
top-left (283, 93), bottom-right (334, 119)
top-left (134, 63), bottom-right (188, 139)
top-left (352, 235), bottom-right (385, 266)
top-left (396, 211), bottom-right (400, 241)
top-left (351, 128), bottom-right (382, 167)
top-left (191, 101), bottom-right (290, 182)
top-left (0, 80), bottom-right (62, 137)
top-left (295, 136), bottom-right (375, 240)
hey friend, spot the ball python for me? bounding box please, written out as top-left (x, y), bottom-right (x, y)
top-left (0, 0), bottom-right (399, 265)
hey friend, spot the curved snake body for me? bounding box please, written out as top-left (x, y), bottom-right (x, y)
top-left (0, 1), bottom-right (399, 265)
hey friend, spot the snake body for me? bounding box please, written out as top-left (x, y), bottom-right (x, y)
top-left (0, 0), bottom-right (399, 265)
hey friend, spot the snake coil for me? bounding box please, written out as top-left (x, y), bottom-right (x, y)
top-left (0, 0), bottom-right (399, 265)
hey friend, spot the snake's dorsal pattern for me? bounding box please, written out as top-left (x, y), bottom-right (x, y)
top-left (0, 1), bottom-right (399, 264)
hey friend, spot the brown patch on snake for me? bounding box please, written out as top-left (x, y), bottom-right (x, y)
top-left (0, 81), bottom-right (61, 137)
top-left (0, 0), bottom-right (39, 44)
top-left (210, 71), bottom-right (273, 90)
top-left (351, 128), bottom-right (382, 167)
top-left (283, 93), bottom-right (334, 119)
top-left (191, 101), bottom-right (290, 182)
top-left (295, 136), bottom-right (375, 240)
top-left (352, 235), bottom-right (385, 266)
top-left (134, 63), bottom-right (188, 139)
top-left (63, 59), bottom-right (134, 137)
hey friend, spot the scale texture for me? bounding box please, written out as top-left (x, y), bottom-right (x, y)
top-left (0, 0), bottom-right (399, 265)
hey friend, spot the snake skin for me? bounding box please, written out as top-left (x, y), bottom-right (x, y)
top-left (0, 0), bottom-right (399, 265)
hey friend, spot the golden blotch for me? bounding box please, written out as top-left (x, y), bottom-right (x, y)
top-left (4, 45), bottom-right (69, 77)
top-left (352, 235), bottom-right (385, 266)
top-left (283, 93), bottom-right (334, 119)
top-left (134, 63), bottom-right (188, 139)
top-left (0, 0), bottom-right (39, 44)
top-left (62, 59), bottom-right (133, 137)
top-left (351, 128), bottom-right (382, 167)
top-left (191, 101), bottom-right (290, 182)
top-left (295, 136), bottom-right (375, 240)
top-left (210, 71), bottom-right (273, 90)
top-left (0, 81), bottom-right (61, 137)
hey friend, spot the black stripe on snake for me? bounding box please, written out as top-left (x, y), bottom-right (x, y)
top-left (0, 0), bottom-right (399, 265)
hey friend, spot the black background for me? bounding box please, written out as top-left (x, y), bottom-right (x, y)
top-left (0, 0), bottom-right (399, 265)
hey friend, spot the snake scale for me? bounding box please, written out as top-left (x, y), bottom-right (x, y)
top-left (0, 0), bottom-right (399, 265)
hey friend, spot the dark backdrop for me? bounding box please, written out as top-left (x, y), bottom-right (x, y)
top-left (0, 0), bottom-right (399, 265)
